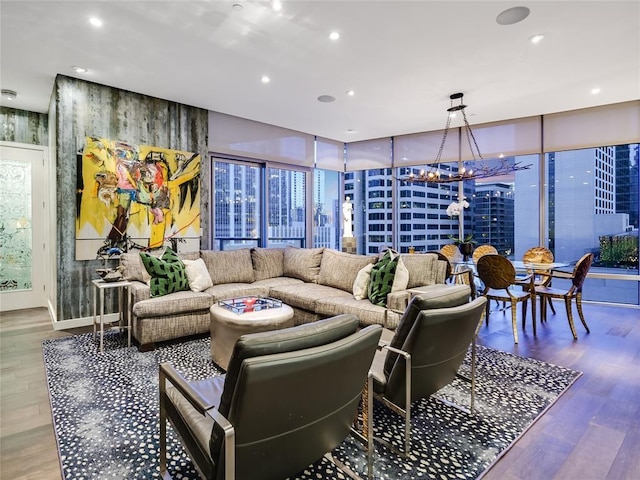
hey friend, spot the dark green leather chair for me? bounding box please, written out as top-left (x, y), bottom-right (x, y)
top-left (370, 285), bottom-right (487, 455)
top-left (160, 314), bottom-right (382, 480)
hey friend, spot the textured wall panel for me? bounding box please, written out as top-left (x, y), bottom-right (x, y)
top-left (0, 107), bottom-right (48, 145)
top-left (54, 75), bottom-right (209, 322)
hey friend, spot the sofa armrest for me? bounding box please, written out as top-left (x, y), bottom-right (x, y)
top-left (129, 280), bottom-right (151, 305)
top-left (387, 290), bottom-right (411, 313)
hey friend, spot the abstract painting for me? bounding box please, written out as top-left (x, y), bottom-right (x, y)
top-left (76, 137), bottom-right (201, 260)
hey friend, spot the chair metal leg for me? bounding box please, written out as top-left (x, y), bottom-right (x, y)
top-left (510, 299), bottom-right (519, 344)
top-left (576, 293), bottom-right (590, 333)
top-left (565, 297), bottom-right (578, 339)
top-left (159, 369), bottom-right (171, 480)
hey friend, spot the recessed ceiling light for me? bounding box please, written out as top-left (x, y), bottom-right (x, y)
top-left (496, 6), bottom-right (530, 25)
top-left (329, 31), bottom-right (340, 41)
top-left (89, 16), bottom-right (103, 27)
top-left (591, 87), bottom-right (601, 95)
top-left (529, 34), bottom-right (545, 44)
top-left (1, 89), bottom-right (17, 100)
top-left (346, 90), bottom-right (355, 96)
top-left (72, 66), bottom-right (88, 73)
top-left (261, 75), bottom-right (270, 83)
top-left (271, 0), bottom-right (282, 12)
top-left (317, 95), bottom-right (335, 103)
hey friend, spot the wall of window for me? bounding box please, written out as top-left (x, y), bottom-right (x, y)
top-left (208, 101), bottom-right (639, 306)
top-left (312, 169), bottom-right (341, 250)
top-left (212, 159), bottom-right (261, 250)
top-left (267, 167), bottom-right (306, 247)
top-left (546, 144), bottom-right (639, 304)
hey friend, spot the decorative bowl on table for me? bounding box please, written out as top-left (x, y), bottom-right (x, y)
top-left (96, 267), bottom-right (124, 283)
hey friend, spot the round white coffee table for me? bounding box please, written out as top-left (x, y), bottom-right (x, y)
top-left (210, 301), bottom-right (294, 370)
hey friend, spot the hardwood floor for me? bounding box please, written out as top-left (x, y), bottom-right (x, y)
top-left (1, 303), bottom-right (639, 479)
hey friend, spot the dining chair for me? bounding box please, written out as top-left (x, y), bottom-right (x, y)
top-left (475, 254), bottom-right (536, 343)
top-left (535, 253), bottom-right (594, 339)
top-left (436, 251), bottom-right (476, 298)
top-left (517, 246), bottom-right (557, 314)
top-left (439, 244), bottom-right (463, 263)
top-left (472, 244), bottom-right (498, 264)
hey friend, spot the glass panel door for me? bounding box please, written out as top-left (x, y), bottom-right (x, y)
top-left (0, 143), bottom-right (46, 311)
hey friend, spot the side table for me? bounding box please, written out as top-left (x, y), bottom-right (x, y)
top-left (92, 278), bottom-right (131, 353)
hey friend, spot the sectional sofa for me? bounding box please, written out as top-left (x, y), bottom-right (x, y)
top-left (120, 246), bottom-right (451, 351)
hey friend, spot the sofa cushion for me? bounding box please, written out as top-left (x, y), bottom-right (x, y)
top-left (401, 253), bottom-right (448, 289)
top-left (392, 256), bottom-right (410, 292)
top-left (251, 248), bottom-right (284, 281)
top-left (315, 295), bottom-right (390, 328)
top-left (140, 248), bottom-right (189, 297)
top-left (368, 250), bottom-right (400, 307)
top-left (283, 247), bottom-right (324, 283)
top-left (183, 258), bottom-right (214, 292)
top-left (269, 283), bottom-right (350, 312)
top-left (201, 249), bottom-right (255, 285)
top-left (204, 283), bottom-right (270, 302)
top-left (353, 263), bottom-right (374, 300)
top-left (318, 249), bottom-right (377, 293)
top-left (120, 252), bottom-right (151, 283)
top-left (133, 290), bottom-right (213, 318)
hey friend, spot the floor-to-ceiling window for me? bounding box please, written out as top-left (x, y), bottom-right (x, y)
top-left (212, 159), bottom-right (261, 250)
top-left (312, 169), bottom-right (340, 250)
top-left (545, 144), bottom-right (639, 304)
top-left (267, 167), bottom-right (306, 248)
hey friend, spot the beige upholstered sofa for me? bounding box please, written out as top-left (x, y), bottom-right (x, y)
top-left (121, 246), bottom-right (450, 351)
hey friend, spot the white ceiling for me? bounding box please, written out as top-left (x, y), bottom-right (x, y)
top-left (1, 0), bottom-right (639, 143)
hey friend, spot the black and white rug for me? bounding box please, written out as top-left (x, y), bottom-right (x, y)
top-left (43, 332), bottom-right (581, 480)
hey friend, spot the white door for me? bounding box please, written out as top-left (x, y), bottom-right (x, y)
top-left (0, 142), bottom-right (47, 312)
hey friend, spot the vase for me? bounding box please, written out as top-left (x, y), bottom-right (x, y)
top-left (458, 242), bottom-right (475, 262)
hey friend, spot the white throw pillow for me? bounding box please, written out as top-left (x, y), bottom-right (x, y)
top-left (391, 256), bottom-right (410, 292)
top-left (353, 263), bottom-right (374, 300)
top-left (183, 258), bottom-right (213, 292)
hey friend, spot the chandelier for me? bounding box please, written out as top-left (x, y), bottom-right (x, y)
top-left (403, 92), bottom-right (532, 184)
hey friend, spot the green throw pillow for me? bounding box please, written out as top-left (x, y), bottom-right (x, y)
top-left (140, 248), bottom-right (189, 297)
top-left (368, 250), bottom-right (400, 307)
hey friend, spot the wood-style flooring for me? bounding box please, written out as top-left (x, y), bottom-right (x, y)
top-left (1, 303), bottom-right (639, 480)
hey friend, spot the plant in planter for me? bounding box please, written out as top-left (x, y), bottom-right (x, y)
top-left (446, 200), bottom-right (476, 260)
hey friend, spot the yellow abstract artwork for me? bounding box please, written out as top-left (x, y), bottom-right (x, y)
top-left (76, 137), bottom-right (201, 260)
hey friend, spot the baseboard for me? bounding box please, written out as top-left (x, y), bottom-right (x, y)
top-left (52, 313), bottom-right (120, 331)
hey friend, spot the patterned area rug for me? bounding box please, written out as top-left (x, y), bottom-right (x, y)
top-left (43, 332), bottom-right (581, 479)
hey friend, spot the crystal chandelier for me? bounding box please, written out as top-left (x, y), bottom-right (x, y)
top-left (403, 92), bottom-right (532, 183)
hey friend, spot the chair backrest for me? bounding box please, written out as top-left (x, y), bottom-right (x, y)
top-left (473, 244), bottom-right (498, 263)
top-left (571, 253), bottom-right (594, 292)
top-left (522, 246), bottom-right (554, 263)
top-left (440, 244), bottom-right (462, 263)
top-left (210, 314), bottom-right (382, 480)
top-left (435, 251), bottom-right (454, 279)
top-left (383, 295), bottom-right (487, 406)
top-left (476, 254), bottom-right (516, 289)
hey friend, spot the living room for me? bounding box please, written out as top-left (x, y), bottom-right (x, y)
top-left (1, 1), bottom-right (639, 479)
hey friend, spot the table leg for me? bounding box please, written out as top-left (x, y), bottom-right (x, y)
top-left (127, 287), bottom-right (132, 347)
top-left (100, 288), bottom-right (105, 353)
top-left (93, 284), bottom-right (97, 340)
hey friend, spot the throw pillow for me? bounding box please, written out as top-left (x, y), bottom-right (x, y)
top-left (140, 248), bottom-right (189, 297)
top-left (391, 256), bottom-right (410, 292)
top-left (353, 263), bottom-right (374, 300)
top-left (367, 250), bottom-right (400, 306)
top-left (183, 258), bottom-right (213, 292)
